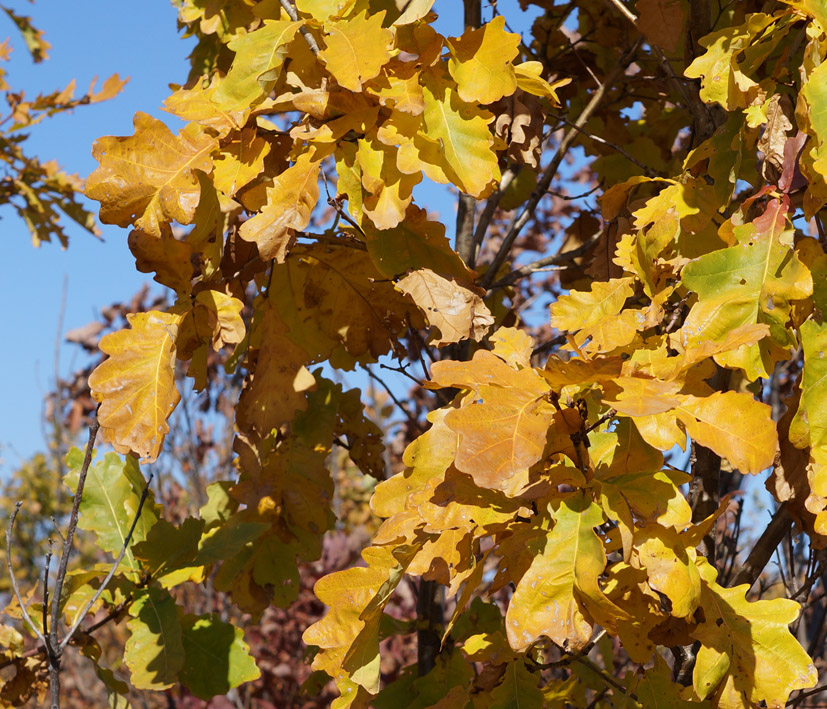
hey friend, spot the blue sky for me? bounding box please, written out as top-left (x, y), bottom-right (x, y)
top-left (0, 1), bottom-right (194, 473)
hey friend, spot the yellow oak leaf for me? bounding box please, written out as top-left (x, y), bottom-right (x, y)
top-left (163, 77), bottom-right (244, 137)
top-left (602, 376), bottom-right (684, 417)
top-left (407, 528), bottom-right (473, 587)
top-left (212, 127), bottom-right (271, 197)
top-left (506, 493), bottom-right (627, 652)
top-left (238, 151), bottom-right (321, 262)
top-left (365, 59), bottom-right (424, 115)
top-left (236, 299), bottom-right (316, 435)
top-left (396, 268), bottom-right (493, 345)
top-left (363, 204), bottom-right (472, 280)
top-left (676, 391), bottom-right (776, 474)
top-left (268, 243), bottom-right (422, 363)
top-left (320, 11), bottom-right (393, 91)
top-left (371, 409), bottom-right (457, 518)
top-left (89, 311), bottom-right (181, 462)
top-left (85, 112), bottom-right (217, 237)
top-left (633, 524), bottom-right (701, 618)
top-left (691, 558), bottom-right (816, 707)
top-left (514, 61), bottom-right (569, 105)
top-left (447, 16), bottom-right (520, 104)
top-left (303, 544), bottom-right (417, 695)
top-left (295, 0), bottom-right (357, 21)
top-left (420, 68), bottom-right (500, 197)
top-left (356, 133), bottom-right (421, 229)
top-left (212, 21), bottom-right (301, 111)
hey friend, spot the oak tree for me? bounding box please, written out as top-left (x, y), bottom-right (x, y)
top-left (6, 0), bottom-right (827, 706)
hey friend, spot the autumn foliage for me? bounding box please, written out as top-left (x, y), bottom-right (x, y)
top-left (7, 0), bottom-right (827, 706)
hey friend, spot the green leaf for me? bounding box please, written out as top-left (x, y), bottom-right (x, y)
top-left (124, 587), bottom-right (184, 690)
top-left (64, 449), bottom-right (159, 573)
top-left (179, 613), bottom-right (260, 700)
top-left (681, 197), bottom-right (812, 379)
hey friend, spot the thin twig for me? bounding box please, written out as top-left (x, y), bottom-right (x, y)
top-left (489, 231), bottom-right (602, 291)
top-left (49, 421), bottom-right (99, 652)
top-left (472, 165), bottom-right (518, 264)
top-left (6, 503), bottom-right (48, 646)
top-left (59, 472), bottom-right (155, 651)
top-left (364, 366), bottom-right (419, 425)
top-left (479, 39), bottom-right (642, 290)
top-left (42, 540), bottom-right (53, 649)
top-left (731, 504), bottom-right (793, 588)
top-left (278, 0), bottom-right (321, 55)
top-left (547, 112), bottom-right (662, 177)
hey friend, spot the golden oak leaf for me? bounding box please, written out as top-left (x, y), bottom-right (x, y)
top-left (514, 61), bottom-right (569, 105)
top-left (506, 493), bottom-right (627, 652)
top-left (236, 299), bottom-right (316, 435)
top-left (408, 528), bottom-right (473, 587)
top-left (445, 387), bottom-right (555, 487)
top-left (420, 68), bottom-right (500, 197)
top-left (429, 349), bottom-right (554, 487)
top-left (691, 559), bottom-right (816, 707)
top-left (363, 204), bottom-right (472, 280)
top-left (602, 376), bottom-right (684, 417)
top-left (396, 269), bottom-right (493, 345)
top-left (603, 563), bottom-right (666, 664)
top-left (163, 77), bottom-right (244, 137)
top-left (447, 16), bottom-right (520, 104)
top-left (212, 21), bottom-right (301, 111)
top-left (633, 411), bottom-right (687, 452)
top-left (549, 277), bottom-right (635, 349)
top-left (89, 311), bottom-right (181, 462)
top-left (213, 128), bottom-right (271, 197)
top-left (268, 243), bottom-right (422, 363)
top-left (295, 0), bottom-right (357, 21)
top-left (676, 392), bottom-right (776, 474)
top-left (490, 327), bottom-right (534, 369)
top-left (365, 59), bottom-right (424, 115)
top-left (320, 11), bottom-right (393, 91)
top-left (542, 355), bottom-right (624, 389)
top-left (85, 112), bottom-right (217, 237)
top-left (176, 289), bottom-right (245, 361)
top-left (303, 544), bottom-right (417, 695)
top-left (357, 133), bottom-right (421, 229)
top-left (371, 409), bottom-right (457, 518)
top-left (127, 229), bottom-right (194, 296)
top-left (411, 468), bottom-right (525, 534)
top-left (634, 524), bottom-right (700, 618)
top-left (238, 151), bottom-right (321, 262)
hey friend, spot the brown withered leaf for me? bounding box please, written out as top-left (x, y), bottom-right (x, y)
top-left (758, 93), bottom-right (795, 184)
top-left (85, 112), bottom-right (218, 236)
top-left (636, 0), bottom-right (687, 53)
top-left (89, 311), bottom-right (181, 462)
top-left (396, 268), bottom-right (493, 346)
top-left (238, 151), bottom-right (320, 262)
top-left (491, 89), bottom-right (544, 168)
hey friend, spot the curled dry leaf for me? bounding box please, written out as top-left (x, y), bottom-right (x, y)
top-left (396, 268), bottom-right (493, 346)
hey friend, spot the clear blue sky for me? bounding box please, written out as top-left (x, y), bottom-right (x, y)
top-left (0, 1), bottom-right (540, 475)
top-left (0, 1), bottom-right (194, 474)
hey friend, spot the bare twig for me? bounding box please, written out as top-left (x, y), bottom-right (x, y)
top-left (489, 230), bottom-right (602, 290)
top-left (547, 111), bottom-right (662, 177)
top-left (479, 39), bottom-right (642, 289)
top-left (6, 503), bottom-right (48, 647)
top-left (59, 472), bottom-right (155, 651)
top-left (731, 504), bottom-right (793, 589)
top-left (278, 0), bottom-right (321, 55)
top-left (472, 165), bottom-right (518, 264)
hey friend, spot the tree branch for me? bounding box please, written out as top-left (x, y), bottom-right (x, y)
top-left (59, 472), bottom-right (154, 652)
top-left (6, 503), bottom-right (48, 648)
top-left (278, 0), bottom-right (321, 55)
top-left (479, 39), bottom-right (642, 289)
top-left (731, 504), bottom-right (793, 589)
